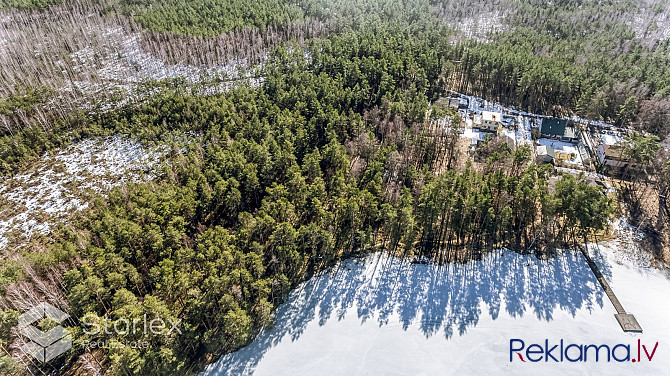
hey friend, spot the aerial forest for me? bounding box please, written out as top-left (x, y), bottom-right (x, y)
top-left (0, 0), bottom-right (667, 375)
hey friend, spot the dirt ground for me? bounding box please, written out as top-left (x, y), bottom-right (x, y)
top-left (615, 181), bottom-right (670, 265)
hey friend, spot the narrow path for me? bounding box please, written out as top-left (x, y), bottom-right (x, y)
top-left (578, 243), bottom-right (643, 332)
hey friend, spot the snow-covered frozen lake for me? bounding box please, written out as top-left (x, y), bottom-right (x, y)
top-left (202, 241), bottom-right (670, 376)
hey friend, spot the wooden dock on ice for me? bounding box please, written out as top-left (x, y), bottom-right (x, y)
top-left (579, 244), bottom-right (643, 333)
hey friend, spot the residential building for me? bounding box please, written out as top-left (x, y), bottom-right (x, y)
top-left (536, 145), bottom-right (555, 164)
top-left (475, 111), bottom-right (503, 134)
top-left (435, 97), bottom-right (467, 109)
top-left (578, 143), bottom-right (594, 166)
top-left (503, 134), bottom-right (516, 151)
top-left (597, 143), bottom-right (638, 173)
top-left (540, 118), bottom-right (579, 143)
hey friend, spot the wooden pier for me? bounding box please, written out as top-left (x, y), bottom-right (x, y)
top-left (579, 244), bottom-right (643, 333)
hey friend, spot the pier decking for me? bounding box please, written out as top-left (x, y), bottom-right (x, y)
top-left (579, 244), bottom-right (643, 333)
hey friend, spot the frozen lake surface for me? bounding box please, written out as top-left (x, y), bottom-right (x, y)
top-left (202, 242), bottom-right (670, 376)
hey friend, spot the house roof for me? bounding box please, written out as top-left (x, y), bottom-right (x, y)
top-left (482, 111), bottom-right (502, 122)
top-left (541, 118), bottom-right (577, 139)
top-left (578, 143), bottom-right (591, 160)
top-left (473, 114), bottom-right (482, 125)
top-left (435, 97), bottom-right (460, 108)
top-left (504, 134), bottom-right (516, 150)
top-left (536, 145), bottom-right (555, 158)
top-left (601, 143), bottom-right (628, 161)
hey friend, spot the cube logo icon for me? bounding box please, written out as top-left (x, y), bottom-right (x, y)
top-left (18, 302), bottom-right (72, 363)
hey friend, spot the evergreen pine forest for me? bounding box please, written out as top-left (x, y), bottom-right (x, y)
top-left (0, 0), bottom-right (669, 375)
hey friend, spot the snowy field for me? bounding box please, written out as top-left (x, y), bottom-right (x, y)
top-left (202, 234), bottom-right (670, 375)
top-left (0, 136), bottom-right (162, 249)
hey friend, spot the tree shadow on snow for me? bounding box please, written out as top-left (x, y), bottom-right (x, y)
top-left (201, 248), bottom-right (610, 375)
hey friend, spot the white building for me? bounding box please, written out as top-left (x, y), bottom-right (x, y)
top-left (475, 111), bottom-right (502, 133)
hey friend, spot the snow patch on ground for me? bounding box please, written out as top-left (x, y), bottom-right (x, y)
top-left (65, 26), bottom-right (259, 105)
top-left (453, 11), bottom-right (506, 42)
top-left (600, 133), bottom-right (623, 146)
top-left (625, 8), bottom-right (670, 43)
top-left (0, 8), bottom-right (262, 111)
top-left (607, 217), bottom-right (652, 269)
top-left (0, 136), bottom-right (162, 249)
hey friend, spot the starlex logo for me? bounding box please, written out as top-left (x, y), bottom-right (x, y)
top-left (18, 302), bottom-right (72, 363)
top-left (510, 339), bottom-right (659, 363)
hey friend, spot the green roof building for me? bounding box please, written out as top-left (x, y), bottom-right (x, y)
top-left (536, 145), bottom-right (556, 164)
top-left (540, 118), bottom-right (579, 143)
